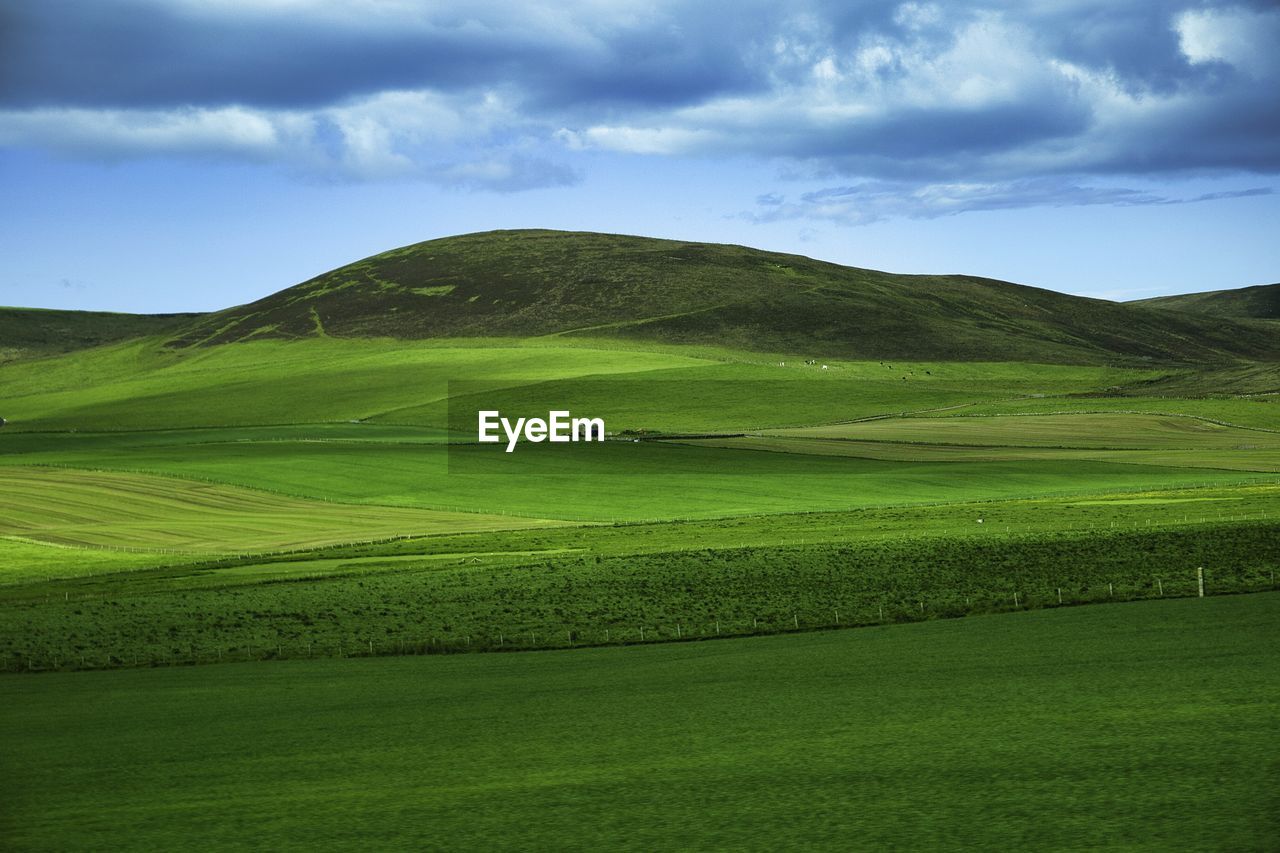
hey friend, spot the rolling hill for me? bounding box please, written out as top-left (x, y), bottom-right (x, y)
top-left (164, 230), bottom-right (1280, 364)
top-left (1134, 282), bottom-right (1280, 322)
top-left (0, 306), bottom-right (201, 363)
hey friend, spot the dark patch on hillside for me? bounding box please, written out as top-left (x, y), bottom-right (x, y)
top-left (165, 230), bottom-right (1280, 364)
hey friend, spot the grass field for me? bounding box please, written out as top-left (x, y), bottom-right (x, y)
top-left (4, 519), bottom-right (1276, 671)
top-left (2, 233), bottom-right (1279, 849)
top-left (2, 334), bottom-right (1277, 667)
top-left (6, 415), bottom-right (1277, 523)
top-left (769, 412), bottom-right (1280, 449)
top-left (0, 467), bottom-right (559, 564)
top-left (3, 593), bottom-right (1276, 850)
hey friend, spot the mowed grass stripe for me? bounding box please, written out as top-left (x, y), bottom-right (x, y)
top-left (5, 437), bottom-right (1276, 523)
top-left (0, 467), bottom-right (566, 554)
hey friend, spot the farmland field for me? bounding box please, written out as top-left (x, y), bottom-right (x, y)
top-left (3, 594), bottom-right (1276, 850)
top-left (2, 334), bottom-right (1278, 668)
top-left (2, 231), bottom-right (1278, 849)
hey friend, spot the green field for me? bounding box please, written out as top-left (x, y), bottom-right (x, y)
top-left (769, 412), bottom-right (1280, 449)
top-left (2, 331), bottom-right (1279, 664)
top-left (2, 231), bottom-right (1278, 849)
top-left (3, 594), bottom-right (1276, 850)
top-left (0, 467), bottom-right (559, 565)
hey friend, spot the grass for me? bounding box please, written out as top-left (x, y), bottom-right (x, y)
top-left (768, 412), bottom-right (1280, 449)
top-left (0, 537), bottom-right (191, 584)
top-left (164, 229), bottom-right (1280, 364)
top-left (2, 593), bottom-right (1276, 850)
top-left (6, 434), bottom-right (1273, 522)
top-left (688, 434), bottom-right (1280, 472)
top-left (2, 232), bottom-right (1278, 849)
top-left (1135, 281), bottom-right (1279, 320)
top-left (4, 515), bottom-right (1275, 670)
top-left (921, 394), bottom-right (1280, 430)
top-left (0, 467), bottom-right (559, 565)
top-left (0, 338), bottom-right (708, 432)
top-left (0, 306), bottom-right (199, 364)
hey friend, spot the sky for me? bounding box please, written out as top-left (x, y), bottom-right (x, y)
top-left (2, 0), bottom-right (1278, 313)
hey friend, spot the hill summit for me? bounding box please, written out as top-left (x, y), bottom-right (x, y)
top-left (168, 229), bottom-right (1280, 364)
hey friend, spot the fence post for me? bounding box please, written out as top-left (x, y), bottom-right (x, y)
top-left (1197, 566), bottom-right (1204, 598)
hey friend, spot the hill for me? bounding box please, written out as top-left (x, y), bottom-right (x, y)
top-left (1134, 282), bottom-right (1280, 322)
top-left (0, 306), bottom-right (201, 363)
top-left (165, 230), bottom-right (1280, 364)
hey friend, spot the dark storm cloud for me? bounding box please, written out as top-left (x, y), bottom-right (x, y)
top-left (2, 0), bottom-right (1278, 202)
top-left (1, 1), bottom-right (546, 109)
top-left (0, 0), bottom-right (767, 111)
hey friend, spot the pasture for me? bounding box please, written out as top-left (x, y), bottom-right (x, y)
top-left (0, 467), bottom-right (558, 574)
top-left (4, 425), bottom-right (1275, 524)
top-left (2, 594), bottom-right (1276, 850)
top-left (1, 333), bottom-right (1277, 668)
top-left (0, 234), bottom-right (1278, 850)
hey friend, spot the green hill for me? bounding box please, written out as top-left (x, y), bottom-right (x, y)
top-left (0, 306), bottom-right (201, 363)
top-left (1134, 282), bottom-right (1280, 322)
top-left (165, 229), bottom-right (1280, 364)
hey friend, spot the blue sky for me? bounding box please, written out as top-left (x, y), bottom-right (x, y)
top-left (2, 0), bottom-right (1278, 313)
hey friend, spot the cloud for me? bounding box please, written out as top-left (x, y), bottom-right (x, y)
top-left (0, 90), bottom-right (581, 190)
top-left (1, 0), bottom-right (1278, 204)
top-left (746, 180), bottom-right (1273, 225)
top-left (0, 105), bottom-right (310, 161)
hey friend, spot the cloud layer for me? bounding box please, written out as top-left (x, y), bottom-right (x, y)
top-left (3, 0), bottom-right (1277, 205)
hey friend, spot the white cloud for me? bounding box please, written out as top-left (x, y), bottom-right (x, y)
top-left (746, 179), bottom-right (1272, 225)
top-left (0, 105), bottom-right (308, 159)
top-left (0, 89), bottom-right (577, 190)
top-left (579, 125), bottom-right (717, 155)
top-left (1175, 6), bottom-right (1280, 76)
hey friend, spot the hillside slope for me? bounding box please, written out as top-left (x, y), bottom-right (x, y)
top-left (1, 306), bottom-right (201, 363)
top-left (1134, 283), bottom-right (1280, 322)
top-left (166, 230), bottom-right (1280, 364)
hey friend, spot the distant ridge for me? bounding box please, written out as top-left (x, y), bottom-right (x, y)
top-left (1, 306), bottom-right (202, 363)
top-left (165, 229), bottom-right (1280, 364)
top-left (1133, 283), bottom-right (1280, 322)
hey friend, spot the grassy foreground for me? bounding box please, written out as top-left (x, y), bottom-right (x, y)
top-left (2, 593), bottom-right (1276, 851)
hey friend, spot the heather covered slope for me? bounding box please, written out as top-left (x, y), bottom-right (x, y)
top-left (0, 306), bottom-right (200, 363)
top-left (165, 230), bottom-right (1280, 364)
top-left (1134, 282), bottom-right (1280, 322)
